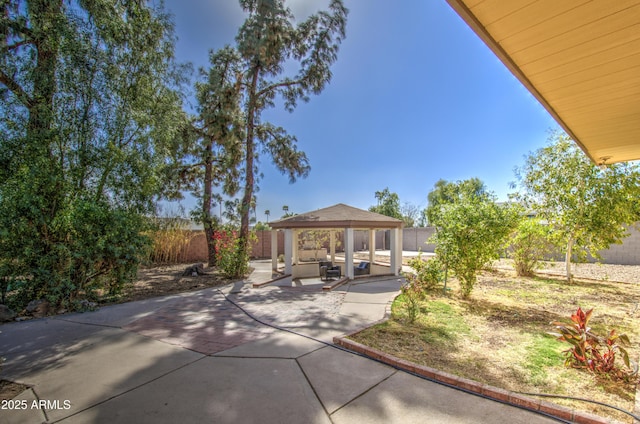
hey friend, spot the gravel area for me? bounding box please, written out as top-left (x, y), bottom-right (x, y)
top-left (355, 251), bottom-right (640, 284)
top-left (493, 258), bottom-right (640, 284)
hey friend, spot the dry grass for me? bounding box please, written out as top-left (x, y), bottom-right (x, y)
top-left (351, 267), bottom-right (640, 423)
top-left (147, 218), bottom-right (201, 265)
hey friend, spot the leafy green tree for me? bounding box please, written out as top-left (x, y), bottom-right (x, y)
top-left (186, 0), bottom-right (347, 278)
top-left (369, 188), bottom-right (403, 219)
top-left (418, 209), bottom-right (429, 228)
top-left (429, 180), bottom-right (518, 297)
top-left (0, 0), bottom-right (185, 308)
top-left (233, 0), bottom-right (348, 274)
top-left (425, 178), bottom-right (487, 225)
top-left (513, 132), bottom-right (640, 282)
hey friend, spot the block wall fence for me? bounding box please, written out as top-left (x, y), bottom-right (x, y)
top-left (401, 226), bottom-right (640, 266)
top-left (181, 226), bottom-right (640, 266)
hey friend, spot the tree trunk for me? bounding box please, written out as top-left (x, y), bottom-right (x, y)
top-left (565, 236), bottom-right (575, 283)
top-left (205, 226), bottom-right (216, 267)
top-left (238, 69), bottom-right (260, 269)
top-left (203, 140), bottom-right (216, 267)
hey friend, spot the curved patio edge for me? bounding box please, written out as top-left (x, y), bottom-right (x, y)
top-left (333, 333), bottom-right (616, 424)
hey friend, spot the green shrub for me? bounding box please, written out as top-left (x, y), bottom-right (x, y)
top-left (214, 228), bottom-right (251, 278)
top-left (405, 253), bottom-right (443, 292)
top-left (429, 182), bottom-right (519, 298)
top-left (507, 218), bottom-right (555, 276)
top-left (0, 199), bottom-right (149, 310)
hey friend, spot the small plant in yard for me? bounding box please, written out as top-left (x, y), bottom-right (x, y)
top-left (397, 280), bottom-right (424, 324)
top-left (550, 307), bottom-right (638, 382)
top-left (404, 253), bottom-right (443, 292)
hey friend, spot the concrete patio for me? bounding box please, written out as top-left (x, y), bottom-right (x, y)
top-left (0, 261), bottom-right (579, 423)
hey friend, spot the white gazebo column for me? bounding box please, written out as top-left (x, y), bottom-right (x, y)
top-left (292, 229), bottom-right (299, 265)
top-left (330, 230), bottom-right (336, 263)
top-left (368, 229), bottom-right (375, 265)
top-left (271, 230), bottom-right (278, 271)
top-left (284, 229), bottom-right (293, 275)
top-left (398, 228), bottom-right (403, 274)
top-left (344, 228), bottom-right (354, 279)
top-left (390, 227), bottom-right (402, 276)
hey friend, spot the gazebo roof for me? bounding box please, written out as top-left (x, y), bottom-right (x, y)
top-left (270, 203), bottom-right (404, 230)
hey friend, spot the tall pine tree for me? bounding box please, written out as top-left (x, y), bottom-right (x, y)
top-left (233, 0), bottom-right (348, 274)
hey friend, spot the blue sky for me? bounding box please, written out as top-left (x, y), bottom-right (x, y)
top-left (161, 0), bottom-right (559, 222)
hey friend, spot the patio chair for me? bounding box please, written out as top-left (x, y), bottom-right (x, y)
top-left (319, 261), bottom-right (341, 281)
top-left (354, 261), bottom-right (370, 276)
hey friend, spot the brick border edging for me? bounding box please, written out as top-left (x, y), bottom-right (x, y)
top-left (332, 334), bottom-right (615, 424)
top-left (322, 277), bottom-right (350, 291)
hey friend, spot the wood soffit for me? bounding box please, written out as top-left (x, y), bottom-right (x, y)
top-left (446, 0), bottom-right (640, 164)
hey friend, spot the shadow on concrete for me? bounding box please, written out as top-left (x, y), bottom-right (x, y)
top-left (60, 325), bottom-right (558, 423)
top-left (1, 323), bottom-right (202, 423)
top-left (1, 274), bottom-right (558, 423)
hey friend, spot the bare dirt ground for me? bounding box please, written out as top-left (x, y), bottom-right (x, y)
top-left (114, 264), bottom-right (237, 303)
top-left (493, 258), bottom-right (640, 284)
top-left (365, 251), bottom-right (640, 285)
top-left (0, 380), bottom-right (28, 401)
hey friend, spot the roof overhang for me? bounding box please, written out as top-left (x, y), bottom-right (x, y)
top-left (446, 0), bottom-right (640, 164)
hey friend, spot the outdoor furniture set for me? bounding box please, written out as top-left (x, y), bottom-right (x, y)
top-left (319, 260), bottom-right (370, 281)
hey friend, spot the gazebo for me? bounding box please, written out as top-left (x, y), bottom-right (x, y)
top-left (269, 203), bottom-right (404, 279)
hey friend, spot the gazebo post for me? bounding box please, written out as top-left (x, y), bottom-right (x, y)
top-left (390, 227), bottom-right (402, 276)
top-left (329, 230), bottom-right (336, 263)
top-left (284, 229), bottom-right (293, 275)
top-left (271, 230), bottom-right (278, 271)
top-left (345, 228), bottom-right (354, 279)
top-left (368, 229), bottom-right (375, 265)
top-left (398, 228), bottom-right (403, 274)
top-left (292, 229), bottom-right (299, 265)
